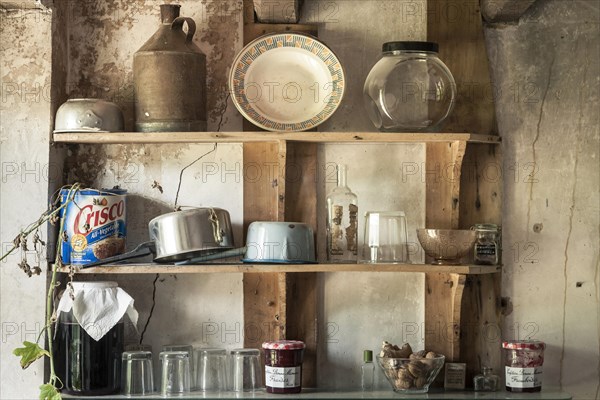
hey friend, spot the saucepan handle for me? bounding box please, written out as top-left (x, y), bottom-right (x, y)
top-left (175, 247), bottom-right (247, 265)
top-left (81, 241), bottom-right (156, 268)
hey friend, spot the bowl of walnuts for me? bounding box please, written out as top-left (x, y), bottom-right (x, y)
top-left (377, 341), bottom-right (445, 393)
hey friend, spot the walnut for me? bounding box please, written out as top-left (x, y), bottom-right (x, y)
top-left (379, 341), bottom-right (413, 358)
top-left (410, 350), bottom-right (427, 359)
top-left (415, 376), bottom-right (428, 389)
top-left (425, 351), bottom-right (438, 359)
top-left (397, 367), bottom-right (413, 381)
top-left (397, 343), bottom-right (413, 358)
top-left (407, 361), bottom-right (427, 378)
top-left (395, 374), bottom-right (414, 389)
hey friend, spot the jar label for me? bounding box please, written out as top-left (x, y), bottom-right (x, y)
top-left (476, 244), bottom-right (497, 256)
top-left (265, 366), bottom-right (301, 388)
top-left (505, 366), bottom-right (542, 388)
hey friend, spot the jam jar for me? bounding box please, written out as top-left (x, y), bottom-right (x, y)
top-left (502, 340), bottom-right (545, 392)
top-left (363, 41), bottom-right (456, 132)
top-left (262, 340), bottom-right (305, 394)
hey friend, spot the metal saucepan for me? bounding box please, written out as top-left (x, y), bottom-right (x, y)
top-left (242, 221), bottom-right (316, 263)
top-left (54, 98), bottom-right (125, 133)
top-left (82, 207), bottom-right (235, 267)
top-left (176, 221), bottom-right (316, 265)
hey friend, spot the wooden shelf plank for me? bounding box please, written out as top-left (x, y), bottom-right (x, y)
top-left (56, 263), bottom-right (501, 275)
top-left (61, 388), bottom-right (572, 399)
top-left (52, 131), bottom-right (501, 145)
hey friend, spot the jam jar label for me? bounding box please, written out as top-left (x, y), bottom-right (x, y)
top-left (505, 366), bottom-right (543, 388)
top-left (265, 366), bottom-right (301, 388)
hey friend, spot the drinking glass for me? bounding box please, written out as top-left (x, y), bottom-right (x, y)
top-left (362, 211), bottom-right (410, 263)
top-left (159, 351), bottom-right (191, 396)
top-left (163, 344), bottom-right (194, 388)
top-left (121, 351), bottom-right (154, 396)
top-left (126, 344), bottom-right (153, 352)
top-left (196, 348), bottom-right (227, 391)
top-left (231, 348), bottom-right (262, 391)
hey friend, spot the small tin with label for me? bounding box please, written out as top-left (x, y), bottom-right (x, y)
top-left (502, 340), bottom-right (545, 392)
top-left (262, 340), bottom-right (305, 394)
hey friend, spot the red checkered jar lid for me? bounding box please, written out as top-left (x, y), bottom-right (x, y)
top-left (502, 340), bottom-right (545, 350)
top-left (262, 340), bottom-right (306, 350)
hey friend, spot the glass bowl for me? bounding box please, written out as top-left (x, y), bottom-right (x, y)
top-left (416, 229), bottom-right (477, 265)
top-left (376, 355), bottom-right (445, 393)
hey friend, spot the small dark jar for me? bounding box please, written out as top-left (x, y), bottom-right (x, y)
top-left (262, 340), bottom-right (305, 394)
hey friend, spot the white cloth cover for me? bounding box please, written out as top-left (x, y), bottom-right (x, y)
top-left (56, 281), bottom-right (139, 341)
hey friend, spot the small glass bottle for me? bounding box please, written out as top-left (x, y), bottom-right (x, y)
top-left (473, 224), bottom-right (500, 265)
top-left (361, 350), bottom-right (374, 391)
top-left (473, 367), bottom-right (499, 392)
top-left (326, 164), bottom-right (358, 263)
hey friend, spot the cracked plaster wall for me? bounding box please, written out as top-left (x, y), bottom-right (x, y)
top-left (0, 8), bottom-right (53, 399)
top-left (485, 1), bottom-right (600, 398)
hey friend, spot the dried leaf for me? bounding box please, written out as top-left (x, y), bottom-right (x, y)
top-left (13, 341), bottom-right (50, 369)
top-left (39, 383), bottom-right (61, 400)
top-left (151, 180), bottom-right (164, 194)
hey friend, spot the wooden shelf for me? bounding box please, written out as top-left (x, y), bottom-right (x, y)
top-left (56, 262), bottom-right (501, 275)
top-left (52, 131), bottom-right (501, 145)
top-left (61, 388), bottom-right (571, 399)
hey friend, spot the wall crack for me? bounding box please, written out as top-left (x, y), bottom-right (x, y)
top-left (139, 273), bottom-right (159, 345)
top-left (559, 37), bottom-right (585, 388)
top-left (526, 52), bottom-right (556, 242)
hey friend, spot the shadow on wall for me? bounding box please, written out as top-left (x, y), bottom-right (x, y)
top-left (125, 194), bottom-right (172, 262)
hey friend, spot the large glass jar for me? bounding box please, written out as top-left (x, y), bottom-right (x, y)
top-left (363, 41), bottom-right (456, 132)
top-left (53, 281), bottom-right (137, 396)
top-left (54, 304), bottom-right (124, 395)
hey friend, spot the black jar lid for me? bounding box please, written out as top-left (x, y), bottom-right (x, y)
top-left (382, 41), bottom-right (439, 53)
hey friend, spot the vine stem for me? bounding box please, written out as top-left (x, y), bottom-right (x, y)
top-left (46, 183), bottom-right (80, 386)
top-left (0, 198), bottom-right (70, 263)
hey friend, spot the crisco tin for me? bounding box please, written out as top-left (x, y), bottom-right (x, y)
top-left (60, 188), bottom-right (127, 266)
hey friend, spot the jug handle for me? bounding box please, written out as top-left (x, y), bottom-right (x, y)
top-left (171, 17), bottom-right (196, 43)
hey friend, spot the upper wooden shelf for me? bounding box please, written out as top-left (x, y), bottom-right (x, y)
top-left (52, 131), bottom-right (501, 145)
top-left (56, 262), bottom-right (501, 275)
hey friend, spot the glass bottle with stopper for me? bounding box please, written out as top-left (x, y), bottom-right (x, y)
top-left (326, 164), bottom-right (358, 263)
top-left (473, 366), bottom-right (499, 392)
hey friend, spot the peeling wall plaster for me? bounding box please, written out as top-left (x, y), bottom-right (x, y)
top-left (0, 9), bottom-right (52, 399)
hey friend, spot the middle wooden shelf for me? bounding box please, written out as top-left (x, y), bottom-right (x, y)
top-left (57, 263), bottom-right (501, 275)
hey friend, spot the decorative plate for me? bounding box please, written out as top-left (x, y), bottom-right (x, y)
top-left (229, 33), bottom-right (345, 132)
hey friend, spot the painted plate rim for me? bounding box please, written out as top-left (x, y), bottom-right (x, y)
top-left (229, 32), bottom-right (345, 132)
